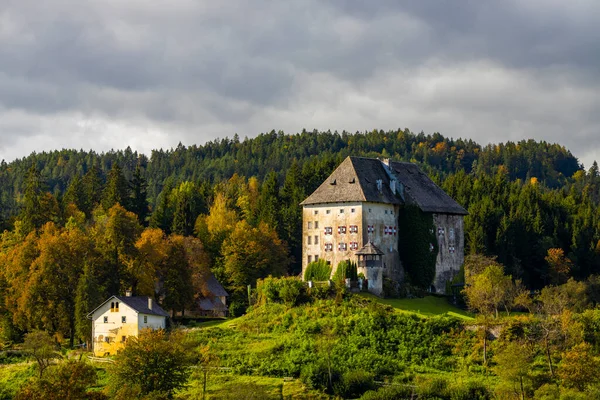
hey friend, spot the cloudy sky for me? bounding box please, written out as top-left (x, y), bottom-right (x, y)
top-left (1, 0), bottom-right (599, 167)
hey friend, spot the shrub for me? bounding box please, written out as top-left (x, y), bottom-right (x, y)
top-left (228, 301), bottom-right (247, 317)
top-left (279, 278), bottom-right (305, 307)
top-left (335, 370), bottom-right (376, 398)
top-left (332, 260), bottom-right (358, 282)
top-left (360, 385), bottom-right (415, 400)
top-left (304, 259), bottom-right (332, 281)
top-left (256, 277), bottom-right (307, 307)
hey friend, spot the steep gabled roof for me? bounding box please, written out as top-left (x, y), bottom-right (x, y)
top-left (202, 273), bottom-right (228, 298)
top-left (300, 157), bottom-right (401, 206)
top-left (87, 295), bottom-right (170, 319)
top-left (389, 161), bottom-right (468, 215)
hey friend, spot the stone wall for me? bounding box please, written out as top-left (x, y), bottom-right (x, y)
top-left (432, 213), bottom-right (464, 293)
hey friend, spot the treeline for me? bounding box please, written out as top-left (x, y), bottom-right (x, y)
top-left (0, 129), bottom-right (598, 289)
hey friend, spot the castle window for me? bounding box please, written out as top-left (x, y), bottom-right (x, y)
top-left (122, 316), bottom-right (126, 323)
top-left (338, 226), bottom-right (346, 234)
top-left (307, 236), bottom-right (311, 245)
top-left (325, 243), bottom-right (333, 252)
top-left (369, 208), bottom-right (372, 213)
top-left (339, 209), bottom-right (344, 214)
top-left (351, 208), bottom-right (355, 213)
top-left (338, 243), bottom-right (347, 251)
top-left (121, 336), bottom-right (126, 343)
top-left (349, 225), bottom-right (358, 233)
top-left (314, 235), bottom-right (318, 244)
top-left (326, 210), bottom-right (331, 214)
top-left (104, 316), bottom-right (108, 323)
top-left (449, 228), bottom-right (455, 240)
top-left (385, 210), bottom-right (388, 214)
top-left (315, 255), bottom-right (319, 261)
top-left (308, 255), bottom-right (312, 263)
top-left (308, 221), bottom-right (312, 229)
top-left (314, 210), bottom-right (318, 215)
top-left (315, 221), bottom-right (319, 229)
top-left (324, 227), bottom-right (333, 235)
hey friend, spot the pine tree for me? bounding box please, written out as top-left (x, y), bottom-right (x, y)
top-left (102, 164), bottom-right (131, 211)
top-left (82, 166), bottom-right (104, 216)
top-left (130, 164), bottom-right (149, 225)
top-left (150, 179), bottom-right (174, 234)
top-left (63, 175), bottom-right (86, 213)
top-left (74, 262), bottom-right (101, 348)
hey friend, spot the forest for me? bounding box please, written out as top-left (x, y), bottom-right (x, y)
top-left (1, 129), bottom-right (600, 398)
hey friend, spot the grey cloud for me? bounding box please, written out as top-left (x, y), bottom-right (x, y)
top-left (0, 0), bottom-right (598, 167)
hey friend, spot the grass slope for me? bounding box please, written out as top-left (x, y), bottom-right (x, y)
top-left (358, 293), bottom-right (473, 320)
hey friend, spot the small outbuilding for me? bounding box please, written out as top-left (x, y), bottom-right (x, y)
top-left (87, 291), bottom-right (169, 356)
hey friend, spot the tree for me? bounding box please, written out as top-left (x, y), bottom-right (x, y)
top-left (111, 329), bottom-right (190, 397)
top-left (81, 165), bottom-right (104, 217)
top-left (161, 235), bottom-right (194, 316)
top-left (23, 330), bottom-right (60, 378)
top-left (558, 342), bottom-right (600, 391)
top-left (101, 164), bottom-right (130, 211)
top-left (74, 262), bottom-right (102, 348)
top-left (130, 164), bottom-right (149, 225)
top-left (545, 248), bottom-right (572, 285)
top-left (19, 166), bottom-right (58, 233)
top-left (15, 361), bottom-right (105, 400)
top-left (222, 221), bottom-right (289, 288)
top-left (463, 262), bottom-right (513, 318)
top-left (198, 343), bottom-right (220, 400)
top-left (493, 341), bottom-right (533, 400)
top-left (171, 181), bottom-right (205, 236)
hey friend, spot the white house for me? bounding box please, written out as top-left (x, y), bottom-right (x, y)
top-left (87, 291), bottom-right (169, 356)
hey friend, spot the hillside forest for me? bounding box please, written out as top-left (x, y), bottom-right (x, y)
top-left (0, 129), bottom-right (600, 398)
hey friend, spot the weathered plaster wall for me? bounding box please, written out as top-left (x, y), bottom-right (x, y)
top-left (92, 301), bottom-right (139, 356)
top-left (432, 214), bottom-right (465, 293)
top-left (361, 202), bottom-right (401, 280)
top-left (302, 202), bottom-right (364, 277)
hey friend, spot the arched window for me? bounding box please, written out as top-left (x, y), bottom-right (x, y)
top-left (115, 302), bottom-right (119, 311)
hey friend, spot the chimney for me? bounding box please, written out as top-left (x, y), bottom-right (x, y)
top-left (125, 290), bottom-right (132, 297)
top-left (148, 297), bottom-right (153, 310)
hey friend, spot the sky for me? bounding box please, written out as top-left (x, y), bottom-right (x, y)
top-left (1, 0), bottom-right (599, 167)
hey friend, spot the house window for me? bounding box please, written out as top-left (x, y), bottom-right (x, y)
top-left (110, 302), bottom-right (115, 312)
top-left (144, 316), bottom-right (148, 324)
top-left (122, 316), bottom-right (126, 323)
top-left (314, 235), bottom-right (319, 244)
top-left (104, 316), bottom-right (108, 323)
top-left (315, 221), bottom-right (319, 229)
top-left (307, 236), bottom-right (312, 245)
top-left (326, 209), bottom-right (331, 214)
top-left (351, 208), bottom-right (355, 213)
top-left (115, 302), bottom-right (119, 311)
top-left (308, 255), bottom-right (312, 263)
top-left (308, 221), bottom-right (312, 229)
top-left (339, 209), bottom-right (344, 214)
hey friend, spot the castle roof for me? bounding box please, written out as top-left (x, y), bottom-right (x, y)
top-left (388, 161), bottom-right (468, 215)
top-left (300, 157), bottom-right (401, 206)
top-left (300, 156), bottom-right (467, 215)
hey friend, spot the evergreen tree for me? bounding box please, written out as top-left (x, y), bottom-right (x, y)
top-left (74, 262), bottom-right (101, 348)
top-left (82, 165), bottom-right (104, 216)
top-left (101, 164), bottom-right (130, 211)
top-left (130, 164), bottom-right (149, 225)
top-left (149, 179), bottom-right (174, 234)
top-left (63, 175), bottom-right (86, 213)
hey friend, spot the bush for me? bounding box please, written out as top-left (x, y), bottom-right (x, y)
top-left (335, 370), bottom-right (376, 398)
top-left (256, 277), bottom-right (307, 307)
top-left (332, 260), bottom-right (358, 282)
top-left (304, 259), bottom-right (332, 281)
top-left (360, 385), bottom-right (415, 400)
top-left (228, 301), bottom-right (247, 317)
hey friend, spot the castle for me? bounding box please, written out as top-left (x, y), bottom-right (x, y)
top-left (300, 156), bottom-right (467, 295)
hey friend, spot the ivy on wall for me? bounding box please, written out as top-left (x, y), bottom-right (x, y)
top-left (398, 205), bottom-right (438, 288)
